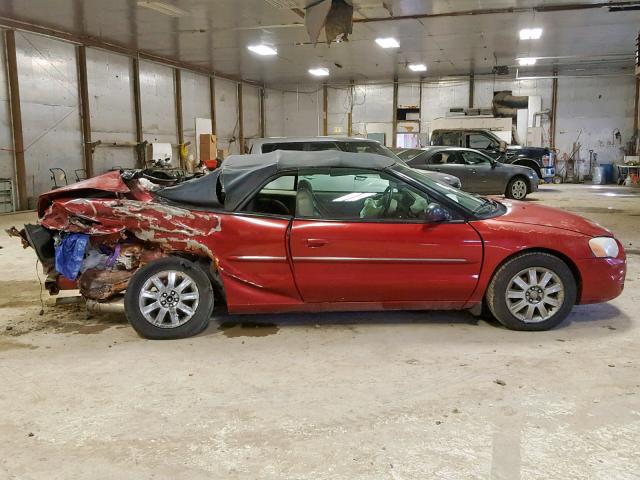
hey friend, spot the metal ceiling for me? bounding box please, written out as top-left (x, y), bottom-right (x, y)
top-left (0, 0), bottom-right (638, 85)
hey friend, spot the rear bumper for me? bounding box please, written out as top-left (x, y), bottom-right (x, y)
top-left (576, 257), bottom-right (626, 304)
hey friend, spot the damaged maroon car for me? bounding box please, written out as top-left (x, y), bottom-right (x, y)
top-left (12, 150), bottom-right (626, 339)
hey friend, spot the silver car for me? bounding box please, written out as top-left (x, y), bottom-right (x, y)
top-left (396, 146), bottom-right (539, 200)
top-left (248, 137), bottom-right (462, 189)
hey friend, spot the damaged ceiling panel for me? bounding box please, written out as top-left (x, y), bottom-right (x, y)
top-left (305, 0), bottom-right (354, 44)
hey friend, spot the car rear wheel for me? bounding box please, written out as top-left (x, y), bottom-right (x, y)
top-left (486, 252), bottom-right (576, 331)
top-left (125, 257), bottom-right (214, 339)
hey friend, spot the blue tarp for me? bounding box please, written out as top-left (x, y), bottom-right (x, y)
top-left (54, 233), bottom-right (89, 280)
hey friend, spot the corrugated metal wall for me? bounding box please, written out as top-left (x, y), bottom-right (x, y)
top-left (0, 28), bottom-right (263, 209)
top-left (86, 48), bottom-right (137, 173)
top-left (15, 32), bottom-right (84, 205)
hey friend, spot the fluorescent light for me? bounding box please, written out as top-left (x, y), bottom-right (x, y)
top-left (247, 44), bottom-right (278, 56)
top-left (375, 37), bottom-right (400, 49)
top-left (137, 1), bottom-right (189, 17)
top-left (520, 28), bottom-right (543, 40)
top-left (308, 67), bottom-right (329, 77)
top-left (408, 63), bottom-right (427, 72)
top-left (517, 57), bottom-right (537, 66)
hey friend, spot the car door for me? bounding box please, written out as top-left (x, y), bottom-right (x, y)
top-left (288, 168), bottom-right (483, 306)
top-left (423, 151), bottom-right (471, 186)
top-left (458, 150), bottom-right (500, 194)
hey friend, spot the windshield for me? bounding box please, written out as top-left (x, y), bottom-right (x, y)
top-left (341, 141), bottom-right (399, 159)
top-left (395, 149), bottom-right (423, 161)
top-left (391, 163), bottom-right (503, 216)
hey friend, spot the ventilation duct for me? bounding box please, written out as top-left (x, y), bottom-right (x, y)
top-left (493, 91), bottom-right (528, 118)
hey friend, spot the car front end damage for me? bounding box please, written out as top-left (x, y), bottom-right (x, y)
top-left (8, 170), bottom-right (221, 311)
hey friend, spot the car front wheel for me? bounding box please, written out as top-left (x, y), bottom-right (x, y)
top-left (486, 252), bottom-right (577, 331)
top-left (125, 257), bottom-right (214, 339)
top-left (505, 176), bottom-right (529, 200)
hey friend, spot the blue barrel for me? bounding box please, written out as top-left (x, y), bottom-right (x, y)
top-left (601, 163), bottom-right (614, 184)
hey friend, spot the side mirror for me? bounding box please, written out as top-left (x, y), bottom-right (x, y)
top-left (491, 160), bottom-right (497, 169)
top-left (499, 141), bottom-right (507, 153)
top-left (425, 203), bottom-right (450, 223)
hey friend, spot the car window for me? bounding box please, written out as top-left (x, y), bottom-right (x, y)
top-left (460, 150), bottom-right (492, 165)
top-left (467, 133), bottom-right (494, 150)
top-left (444, 152), bottom-right (463, 164)
top-left (240, 175), bottom-right (297, 216)
top-left (295, 170), bottom-right (435, 221)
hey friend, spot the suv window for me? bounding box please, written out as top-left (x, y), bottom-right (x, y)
top-left (295, 170), bottom-right (434, 221)
top-left (439, 132), bottom-right (460, 147)
top-left (261, 142), bottom-right (305, 153)
top-left (340, 141), bottom-right (397, 158)
top-left (467, 133), bottom-right (494, 150)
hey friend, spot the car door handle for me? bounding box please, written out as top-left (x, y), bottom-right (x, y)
top-left (354, 175), bottom-right (367, 181)
top-left (434, 168), bottom-right (442, 172)
top-left (305, 238), bottom-right (328, 248)
top-left (470, 169), bottom-right (477, 174)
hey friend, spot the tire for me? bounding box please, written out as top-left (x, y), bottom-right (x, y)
top-left (486, 252), bottom-right (577, 331)
top-left (125, 257), bottom-right (214, 339)
top-left (505, 176), bottom-right (529, 200)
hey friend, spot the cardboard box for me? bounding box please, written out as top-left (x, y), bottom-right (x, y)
top-left (199, 134), bottom-right (217, 161)
top-left (217, 148), bottom-right (229, 160)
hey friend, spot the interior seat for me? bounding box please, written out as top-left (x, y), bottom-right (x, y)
top-left (296, 180), bottom-right (324, 217)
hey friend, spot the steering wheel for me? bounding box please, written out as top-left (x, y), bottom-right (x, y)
top-left (379, 186), bottom-right (394, 218)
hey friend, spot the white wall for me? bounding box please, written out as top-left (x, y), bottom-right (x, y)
top-left (264, 88), bottom-right (284, 138)
top-left (0, 32), bottom-right (15, 190)
top-left (214, 78), bottom-right (239, 154)
top-left (181, 70), bottom-right (211, 159)
top-left (86, 48), bottom-right (137, 173)
top-left (15, 32), bottom-right (84, 207)
top-left (243, 85), bottom-right (261, 142)
top-left (556, 76), bottom-right (636, 166)
top-left (282, 87), bottom-right (322, 137)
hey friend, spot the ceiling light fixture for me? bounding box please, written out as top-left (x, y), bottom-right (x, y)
top-left (408, 63), bottom-right (427, 72)
top-left (375, 37), bottom-right (400, 49)
top-left (520, 28), bottom-right (543, 40)
top-left (247, 44), bottom-right (278, 56)
top-left (137, 1), bottom-right (189, 17)
top-left (517, 57), bottom-right (537, 66)
top-left (309, 67), bottom-right (330, 77)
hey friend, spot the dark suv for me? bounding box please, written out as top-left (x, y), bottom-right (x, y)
top-left (431, 129), bottom-right (550, 178)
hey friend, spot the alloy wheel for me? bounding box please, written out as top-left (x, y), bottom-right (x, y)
top-left (138, 270), bottom-right (200, 328)
top-left (505, 267), bottom-right (565, 323)
top-left (511, 179), bottom-right (528, 199)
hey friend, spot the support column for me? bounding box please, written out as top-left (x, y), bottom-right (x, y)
top-left (347, 80), bottom-right (354, 136)
top-left (76, 45), bottom-right (93, 178)
top-left (322, 84), bottom-right (328, 136)
top-left (260, 87), bottom-right (266, 138)
top-left (634, 77), bottom-right (639, 155)
top-left (4, 30), bottom-right (27, 210)
top-left (209, 75), bottom-right (217, 136)
top-left (237, 83), bottom-right (244, 153)
top-left (392, 76), bottom-right (398, 148)
top-left (132, 57), bottom-right (144, 167)
top-left (468, 73), bottom-right (475, 109)
top-left (550, 68), bottom-right (559, 150)
top-left (174, 68), bottom-right (184, 168)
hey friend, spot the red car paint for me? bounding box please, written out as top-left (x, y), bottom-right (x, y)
top-left (37, 172), bottom-right (626, 314)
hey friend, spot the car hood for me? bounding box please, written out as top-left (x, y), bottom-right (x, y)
top-left (496, 199), bottom-right (612, 237)
top-left (506, 145), bottom-right (549, 153)
top-left (496, 162), bottom-right (536, 175)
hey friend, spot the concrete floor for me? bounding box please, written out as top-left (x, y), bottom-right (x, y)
top-left (1, 184), bottom-right (639, 479)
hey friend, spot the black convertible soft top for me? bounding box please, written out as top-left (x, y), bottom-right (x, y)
top-left (157, 150), bottom-right (397, 211)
